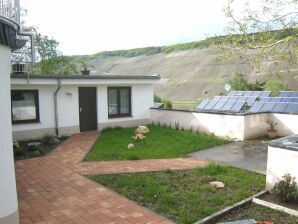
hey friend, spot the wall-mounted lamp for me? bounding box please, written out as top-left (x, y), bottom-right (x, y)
top-left (65, 92), bottom-right (72, 96)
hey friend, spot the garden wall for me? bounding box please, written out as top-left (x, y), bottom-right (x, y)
top-left (150, 108), bottom-right (245, 140)
top-left (150, 108), bottom-right (298, 140)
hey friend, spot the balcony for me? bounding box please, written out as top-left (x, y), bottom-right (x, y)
top-left (0, 0), bottom-right (20, 29)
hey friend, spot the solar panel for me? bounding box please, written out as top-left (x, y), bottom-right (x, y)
top-left (213, 101), bottom-right (226, 110)
top-left (228, 91), bottom-right (244, 96)
top-left (243, 91), bottom-right (253, 97)
top-left (204, 101), bottom-right (218, 110)
top-left (220, 96), bottom-right (230, 101)
top-left (230, 101), bottom-right (246, 112)
top-left (292, 98), bottom-right (298, 103)
top-left (261, 103), bottom-right (276, 112)
top-left (212, 96), bottom-right (223, 101)
top-left (221, 101), bottom-right (236, 111)
top-left (246, 97), bottom-right (257, 106)
top-left (249, 102), bottom-right (264, 113)
top-left (279, 91), bottom-right (297, 97)
top-left (260, 91), bottom-right (271, 97)
top-left (270, 97), bottom-right (283, 102)
top-left (251, 91), bottom-right (263, 97)
top-left (290, 93), bottom-right (298, 97)
top-left (260, 97), bottom-right (271, 102)
top-left (284, 103), bottom-right (298, 113)
top-left (196, 100), bottom-right (209, 110)
top-left (272, 103), bottom-right (288, 113)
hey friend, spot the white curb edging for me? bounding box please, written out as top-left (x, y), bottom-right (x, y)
top-left (252, 198), bottom-right (298, 217)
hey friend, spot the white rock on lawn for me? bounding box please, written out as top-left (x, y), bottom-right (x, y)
top-left (209, 181), bottom-right (225, 188)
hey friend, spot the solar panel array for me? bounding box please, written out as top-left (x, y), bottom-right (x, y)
top-left (228, 91), bottom-right (271, 97)
top-left (279, 91), bottom-right (298, 97)
top-left (196, 91), bottom-right (298, 114)
top-left (249, 102), bottom-right (298, 113)
top-left (197, 100), bottom-right (246, 112)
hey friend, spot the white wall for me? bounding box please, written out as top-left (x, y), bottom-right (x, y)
top-left (272, 113), bottom-right (298, 136)
top-left (244, 113), bottom-right (270, 139)
top-left (0, 45), bottom-right (19, 222)
top-left (266, 146), bottom-right (298, 190)
top-left (12, 82), bottom-right (154, 139)
top-left (150, 109), bottom-right (245, 140)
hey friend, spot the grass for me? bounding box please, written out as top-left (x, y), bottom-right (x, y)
top-left (85, 124), bottom-right (227, 161)
top-left (217, 203), bottom-right (298, 224)
top-left (87, 164), bottom-right (265, 224)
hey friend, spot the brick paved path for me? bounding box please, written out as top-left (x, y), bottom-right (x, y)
top-left (16, 132), bottom-right (209, 224)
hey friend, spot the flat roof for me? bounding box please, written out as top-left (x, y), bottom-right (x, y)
top-left (11, 73), bottom-right (161, 80)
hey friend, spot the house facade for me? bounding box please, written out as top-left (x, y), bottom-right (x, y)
top-left (11, 74), bottom-right (159, 140)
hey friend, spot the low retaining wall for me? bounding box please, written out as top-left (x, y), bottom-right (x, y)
top-left (150, 108), bottom-right (298, 140)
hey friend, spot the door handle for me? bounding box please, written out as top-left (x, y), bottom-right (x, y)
top-left (80, 107), bottom-right (84, 112)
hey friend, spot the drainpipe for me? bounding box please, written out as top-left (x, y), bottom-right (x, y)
top-left (54, 78), bottom-right (61, 136)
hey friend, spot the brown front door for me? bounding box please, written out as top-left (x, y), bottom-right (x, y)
top-left (78, 87), bottom-right (97, 132)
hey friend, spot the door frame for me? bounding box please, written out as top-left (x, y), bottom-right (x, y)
top-left (78, 87), bottom-right (98, 132)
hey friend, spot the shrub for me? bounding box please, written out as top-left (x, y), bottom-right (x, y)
top-left (14, 148), bottom-right (24, 157)
top-left (154, 94), bottom-right (162, 103)
top-left (41, 134), bottom-right (56, 145)
top-left (265, 78), bottom-right (289, 96)
top-left (31, 150), bottom-right (41, 157)
top-left (162, 99), bottom-right (172, 109)
top-left (36, 147), bottom-right (46, 155)
top-left (228, 72), bottom-right (265, 91)
top-left (273, 173), bottom-right (298, 203)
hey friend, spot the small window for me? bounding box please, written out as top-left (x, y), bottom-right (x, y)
top-left (11, 90), bottom-right (40, 124)
top-left (108, 87), bottom-right (131, 118)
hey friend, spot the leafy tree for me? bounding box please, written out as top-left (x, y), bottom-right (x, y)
top-left (31, 32), bottom-right (77, 75)
top-left (34, 32), bottom-right (60, 61)
top-left (219, 0), bottom-right (298, 74)
top-left (30, 56), bottom-right (77, 75)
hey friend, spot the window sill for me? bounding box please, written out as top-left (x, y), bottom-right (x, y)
top-left (108, 115), bottom-right (133, 119)
top-left (12, 120), bottom-right (41, 125)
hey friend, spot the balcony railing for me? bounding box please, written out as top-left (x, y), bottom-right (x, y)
top-left (0, 0), bottom-right (20, 28)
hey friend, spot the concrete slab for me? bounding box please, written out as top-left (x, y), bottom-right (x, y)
top-left (188, 141), bottom-right (268, 175)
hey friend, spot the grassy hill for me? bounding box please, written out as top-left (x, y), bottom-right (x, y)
top-left (71, 31), bottom-right (298, 103)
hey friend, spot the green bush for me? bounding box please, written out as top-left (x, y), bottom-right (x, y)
top-left (162, 99), bottom-right (172, 109)
top-left (228, 72), bottom-right (265, 91)
top-left (14, 148), bottom-right (24, 157)
top-left (265, 78), bottom-right (289, 96)
top-left (273, 173), bottom-right (298, 203)
top-left (154, 94), bottom-right (162, 103)
top-left (31, 150), bottom-right (41, 157)
top-left (41, 134), bottom-right (55, 145)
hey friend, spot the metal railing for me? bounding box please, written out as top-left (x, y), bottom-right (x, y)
top-left (0, 0), bottom-right (20, 28)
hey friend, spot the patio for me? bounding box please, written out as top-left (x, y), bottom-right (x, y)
top-left (188, 140), bottom-right (268, 175)
top-left (16, 132), bottom-right (208, 224)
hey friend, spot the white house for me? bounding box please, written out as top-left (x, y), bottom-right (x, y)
top-left (11, 74), bottom-right (160, 140)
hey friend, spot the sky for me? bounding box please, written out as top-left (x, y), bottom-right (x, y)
top-left (21, 0), bottom-right (230, 55)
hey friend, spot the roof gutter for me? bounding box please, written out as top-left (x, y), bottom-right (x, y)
top-left (54, 78), bottom-right (61, 136)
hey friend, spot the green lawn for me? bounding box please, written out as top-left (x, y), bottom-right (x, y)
top-left (88, 164), bottom-right (265, 224)
top-left (85, 124), bottom-right (227, 161)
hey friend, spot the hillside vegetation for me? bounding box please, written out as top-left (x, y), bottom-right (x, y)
top-left (70, 29), bottom-right (298, 101)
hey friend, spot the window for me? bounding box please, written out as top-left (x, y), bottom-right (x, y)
top-left (108, 87), bottom-right (131, 118)
top-left (11, 90), bottom-right (40, 124)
